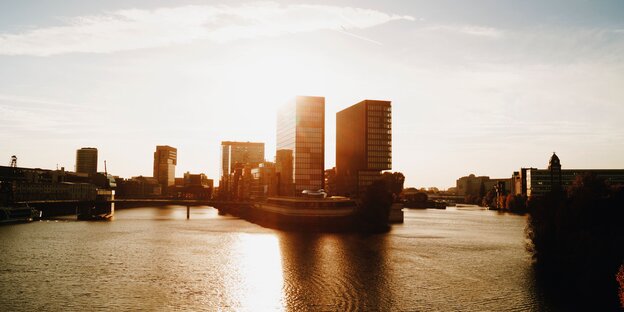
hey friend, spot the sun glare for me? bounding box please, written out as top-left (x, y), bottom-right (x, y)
top-left (227, 233), bottom-right (285, 311)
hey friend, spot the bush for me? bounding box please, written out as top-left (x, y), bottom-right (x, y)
top-left (526, 174), bottom-right (624, 309)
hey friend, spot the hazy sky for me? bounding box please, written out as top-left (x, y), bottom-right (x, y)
top-left (1, 0), bottom-right (623, 188)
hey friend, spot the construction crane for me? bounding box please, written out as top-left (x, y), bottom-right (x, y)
top-left (9, 155), bottom-right (17, 167)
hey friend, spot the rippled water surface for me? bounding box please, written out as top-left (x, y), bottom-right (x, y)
top-left (0, 206), bottom-right (550, 311)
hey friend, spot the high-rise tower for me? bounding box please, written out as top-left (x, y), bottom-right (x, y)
top-left (276, 96), bottom-right (325, 196)
top-left (76, 147), bottom-right (98, 175)
top-left (336, 100), bottom-right (392, 197)
top-left (153, 145), bottom-right (177, 188)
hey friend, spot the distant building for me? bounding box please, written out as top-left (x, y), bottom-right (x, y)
top-left (456, 174), bottom-right (512, 197)
top-left (116, 176), bottom-right (162, 198)
top-left (276, 96), bottom-right (325, 196)
top-left (336, 100), bottom-right (391, 197)
top-left (220, 141), bottom-right (264, 199)
top-left (76, 147), bottom-right (98, 175)
top-left (517, 153), bottom-right (624, 197)
top-left (251, 162), bottom-right (278, 198)
top-left (0, 165), bottom-right (115, 203)
top-left (324, 167), bottom-right (337, 197)
top-left (221, 141), bottom-right (265, 177)
top-left (153, 145), bottom-right (177, 189)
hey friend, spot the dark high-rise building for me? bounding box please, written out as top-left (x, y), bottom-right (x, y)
top-left (76, 147), bottom-right (98, 175)
top-left (336, 100), bottom-right (391, 197)
top-left (276, 96), bottom-right (325, 196)
top-left (153, 145), bottom-right (177, 188)
top-left (221, 141), bottom-right (265, 177)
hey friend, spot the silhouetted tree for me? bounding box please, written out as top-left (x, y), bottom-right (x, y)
top-left (505, 194), bottom-right (527, 213)
top-left (381, 172), bottom-right (405, 202)
top-left (618, 264), bottom-right (624, 309)
top-left (526, 173), bottom-right (624, 309)
top-left (481, 189), bottom-right (497, 208)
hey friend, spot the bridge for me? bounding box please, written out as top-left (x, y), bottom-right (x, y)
top-left (16, 199), bottom-right (245, 219)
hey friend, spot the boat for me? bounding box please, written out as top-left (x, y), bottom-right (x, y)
top-left (255, 196), bottom-right (356, 217)
top-left (249, 197), bottom-right (358, 231)
top-left (0, 204), bottom-right (41, 224)
top-left (76, 203), bottom-right (114, 221)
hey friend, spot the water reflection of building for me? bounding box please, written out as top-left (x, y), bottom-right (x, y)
top-left (336, 100), bottom-right (391, 197)
top-left (514, 153), bottom-right (624, 197)
top-left (76, 147), bottom-right (98, 175)
top-left (153, 145), bottom-right (177, 190)
top-left (276, 96), bottom-right (325, 196)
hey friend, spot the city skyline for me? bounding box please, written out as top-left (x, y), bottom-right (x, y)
top-left (2, 1), bottom-right (624, 188)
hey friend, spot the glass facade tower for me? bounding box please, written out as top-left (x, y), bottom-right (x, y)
top-left (276, 96), bottom-right (325, 196)
top-left (153, 145), bottom-right (177, 188)
top-left (336, 100), bottom-right (392, 197)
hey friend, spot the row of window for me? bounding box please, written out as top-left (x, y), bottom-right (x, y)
top-left (367, 117), bottom-right (392, 123)
top-left (368, 122), bottom-right (391, 129)
top-left (296, 142), bottom-right (323, 148)
top-left (368, 145), bottom-right (392, 151)
top-left (296, 148), bottom-right (322, 154)
top-left (368, 139), bottom-right (391, 146)
top-left (368, 151), bottom-right (391, 157)
top-left (298, 126), bottom-right (322, 132)
top-left (294, 169), bottom-right (323, 175)
top-left (368, 128), bottom-right (392, 134)
top-left (368, 134), bottom-right (391, 140)
top-left (368, 105), bottom-right (391, 111)
top-left (368, 111), bottom-right (391, 117)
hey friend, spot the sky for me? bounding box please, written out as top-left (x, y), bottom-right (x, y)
top-left (1, 0), bottom-right (624, 189)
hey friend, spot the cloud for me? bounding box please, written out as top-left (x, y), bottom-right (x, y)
top-left (427, 24), bottom-right (504, 38)
top-left (0, 2), bottom-right (414, 56)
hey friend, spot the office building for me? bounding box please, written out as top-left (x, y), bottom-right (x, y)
top-left (336, 100), bottom-right (391, 197)
top-left (221, 141), bottom-right (265, 177)
top-left (276, 96), bottom-right (325, 196)
top-left (76, 147), bottom-right (98, 175)
top-left (456, 174), bottom-right (512, 197)
top-left (153, 145), bottom-right (177, 188)
top-left (517, 153), bottom-right (624, 197)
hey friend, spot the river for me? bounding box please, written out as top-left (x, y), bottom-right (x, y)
top-left (0, 206), bottom-right (552, 311)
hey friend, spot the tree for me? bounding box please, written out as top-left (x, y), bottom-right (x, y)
top-left (526, 173), bottom-right (624, 308)
top-left (381, 172), bottom-right (405, 201)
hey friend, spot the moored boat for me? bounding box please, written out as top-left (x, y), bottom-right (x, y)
top-left (0, 204), bottom-right (41, 224)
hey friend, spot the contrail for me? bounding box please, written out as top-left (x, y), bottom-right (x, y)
top-left (336, 27), bottom-right (383, 45)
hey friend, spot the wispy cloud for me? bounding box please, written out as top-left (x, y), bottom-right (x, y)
top-left (0, 2), bottom-right (414, 56)
top-left (427, 24), bottom-right (504, 38)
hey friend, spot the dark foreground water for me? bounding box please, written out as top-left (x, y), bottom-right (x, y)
top-left (1, 206), bottom-right (552, 311)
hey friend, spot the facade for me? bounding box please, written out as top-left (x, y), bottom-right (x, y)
top-left (153, 145), bottom-right (177, 189)
top-left (456, 174), bottom-right (512, 197)
top-left (221, 141), bottom-right (265, 177)
top-left (220, 141), bottom-right (264, 198)
top-left (336, 100), bottom-right (391, 197)
top-left (115, 176), bottom-right (162, 198)
top-left (276, 96), bottom-right (325, 196)
top-left (251, 162), bottom-right (278, 198)
top-left (0, 165), bottom-right (114, 203)
top-left (76, 147), bottom-right (98, 175)
top-left (516, 153), bottom-right (624, 197)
